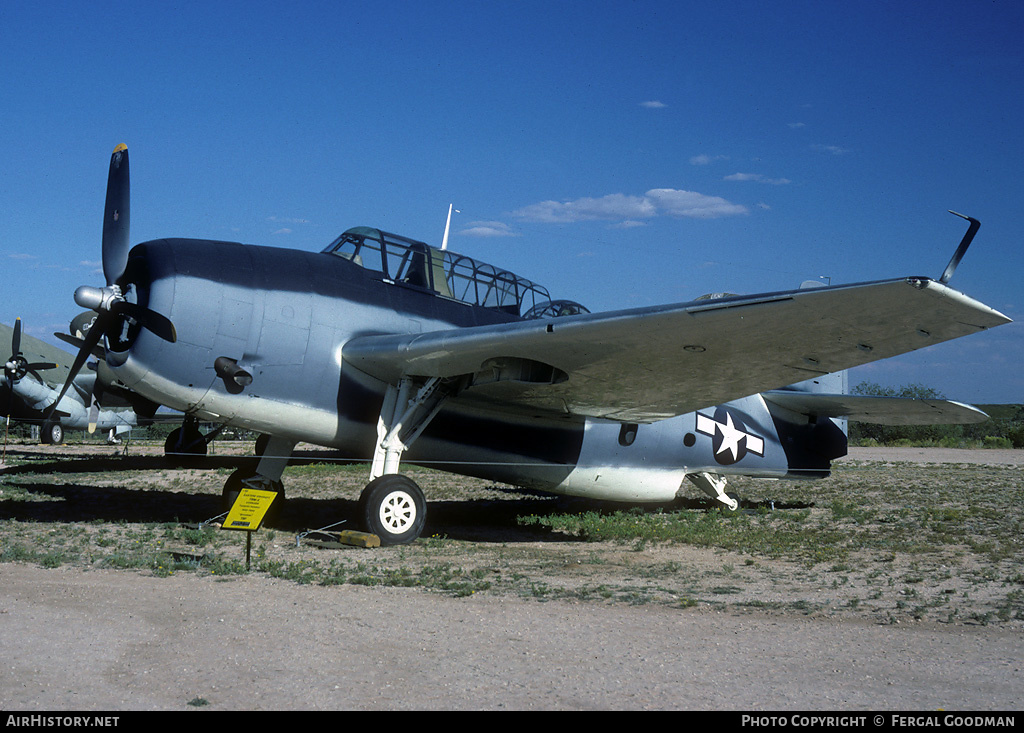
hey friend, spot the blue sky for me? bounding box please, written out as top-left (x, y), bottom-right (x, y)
top-left (1, 0), bottom-right (1022, 403)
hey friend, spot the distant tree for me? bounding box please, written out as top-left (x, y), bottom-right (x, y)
top-left (849, 382), bottom-right (1024, 447)
top-left (850, 381), bottom-right (945, 400)
top-left (848, 381), bottom-right (963, 445)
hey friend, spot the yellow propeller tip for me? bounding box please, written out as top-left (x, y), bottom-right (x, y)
top-left (113, 143), bottom-right (128, 153)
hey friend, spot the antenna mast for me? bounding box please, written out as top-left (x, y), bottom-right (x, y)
top-left (441, 203), bottom-right (459, 250)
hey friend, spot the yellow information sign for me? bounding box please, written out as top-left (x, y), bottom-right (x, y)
top-left (223, 488), bottom-right (277, 532)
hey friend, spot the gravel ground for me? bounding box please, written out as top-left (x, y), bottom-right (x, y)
top-left (1, 446), bottom-right (1022, 711)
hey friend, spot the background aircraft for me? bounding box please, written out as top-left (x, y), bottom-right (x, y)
top-left (50, 145), bottom-right (1011, 544)
top-left (1, 317), bottom-right (159, 445)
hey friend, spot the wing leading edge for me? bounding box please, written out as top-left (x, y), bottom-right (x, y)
top-left (342, 277), bottom-right (1011, 422)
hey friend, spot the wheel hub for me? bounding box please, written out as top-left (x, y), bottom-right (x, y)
top-left (379, 490), bottom-right (417, 532)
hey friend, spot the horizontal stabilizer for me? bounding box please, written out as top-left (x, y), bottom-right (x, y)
top-left (763, 391), bottom-right (990, 426)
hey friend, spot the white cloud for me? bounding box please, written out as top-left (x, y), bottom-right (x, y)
top-left (512, 189), bottom-right (748, 223)
top-left (690, 154), bottom-right (729, 166)
top-left (645, 189), bottom-right (749, 219)
top-left (724, 172), bottom-right (791, 185)
top-left (640, 100), bottom-right (667, 108)
top-left (812, 144), bottom-right (851, 155)
top-left (458, 221), bottom-right (520, 237)
top-left (511, 193), bottom-right (656, 223)
top-left (267, 216), bottom-right (311, 225)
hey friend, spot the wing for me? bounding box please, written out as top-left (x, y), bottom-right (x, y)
top-left (762, 391), bottom-right (990, 425)
top-left (342, 277), bottom-right (1011, 422)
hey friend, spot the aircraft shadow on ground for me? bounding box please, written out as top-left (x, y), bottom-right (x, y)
top-left (0, 452), bottom-right (581, 543)
top-left (0, 451), bottom-right (814, 544)
top-left (0, 480), bottom-right (583, 544)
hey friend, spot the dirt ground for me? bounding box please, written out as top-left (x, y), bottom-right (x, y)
top-left (1, 446), bottom-right (1022, 711)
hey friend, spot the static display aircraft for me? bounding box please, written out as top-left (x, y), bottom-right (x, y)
top-left (49, 144), bottom-right (1011, 544)
top-left (1, 317), bottom-right (158, 444)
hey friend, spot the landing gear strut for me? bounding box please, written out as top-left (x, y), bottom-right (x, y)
top-left (220, 434), bottom-right (294, 525)
top-left (687, 471), bottom-right (740, 511)
top-left (222, 468), bottom-right (285, 521)
top-left (164, 415), bottom-right (208, 459)
top-left (357, 375), bottom-right (461, 545)
top-left (164, 415), bottom-right (231, 464)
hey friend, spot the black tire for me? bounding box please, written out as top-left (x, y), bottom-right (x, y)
top-left (222, 468), bottom-right (285, 525)
top-left (359, 475), bottom-right (426, 545)
top-left (41, 421), bottom-right (64, 445)
top-left (164, 426), bottom-right (207, 464)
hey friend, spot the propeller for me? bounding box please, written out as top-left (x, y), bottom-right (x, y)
top-left (48, 144), bottom-right (177, 415)
top-left (4, 318), bottom-right (59, 385)
top-left (3, 317), bottom-right (60, 461)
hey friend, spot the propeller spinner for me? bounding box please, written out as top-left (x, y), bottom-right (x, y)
top-left (49, 145), bottom-right (176, 413)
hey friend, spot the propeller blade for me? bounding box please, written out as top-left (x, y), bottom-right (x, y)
top-left (12, 318), bottom-right (21, 357)
top-left (48, 314), bottom-right (106, 414)
top-left (54, 332), bottom-right (106, 359)
top-left (88, 394), bottom-right (99, 434)
top-left (111, 301), bottom-right (177, 343)
top-left (24, 362), bottom-right (59, 372)
top-left (102, 144), bottom-right (131, 287)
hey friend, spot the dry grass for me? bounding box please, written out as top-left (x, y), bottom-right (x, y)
top-left (1, 440), bottom-right (1022, 626)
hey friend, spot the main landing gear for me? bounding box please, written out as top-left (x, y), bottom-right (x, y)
top-left (211, 375), bottom-right (455, 543)
top-left (164, 415), bottom-right (226, 461)
top-left (357, 375), bottom-right (458, 545)
top-left (221, 433), bottom-right (293, 522)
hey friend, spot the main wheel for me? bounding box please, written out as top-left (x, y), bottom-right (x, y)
top-left (41, 421), bottom-right (64, 445)
top-left (164, 426), bottom-right (207, 456)
top-left (359, 475), bottom-right (426, 545)
top-left (222, 468), bottom-right (285, 525)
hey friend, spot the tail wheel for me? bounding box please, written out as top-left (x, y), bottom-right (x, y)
top-left (359, 475), bottom-right (426, 545)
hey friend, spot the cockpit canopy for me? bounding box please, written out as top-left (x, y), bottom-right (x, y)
top-left (323, 227), bottom-right (582, 318)
top-left (522, 299), bottom-right (591, 320)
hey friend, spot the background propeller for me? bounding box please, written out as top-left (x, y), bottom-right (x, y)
top-left (4, 318), bottom-right (59, 385)
top-left (48, 144), bottom-right (176, 415)
top-left (3, 317), bottom-right (60, 461)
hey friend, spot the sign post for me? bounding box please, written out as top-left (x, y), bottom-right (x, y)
top-left (221, 488), bottom-right (278, 570)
